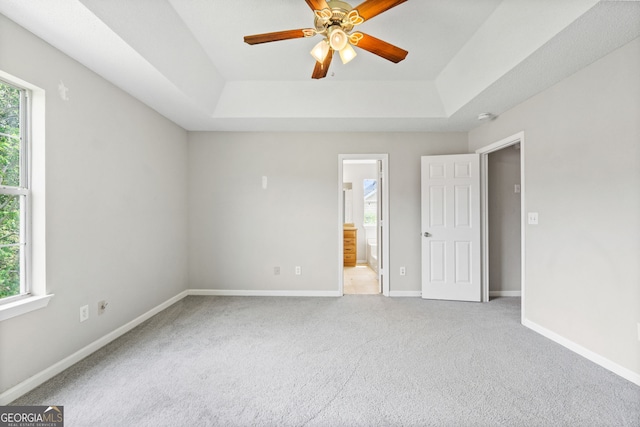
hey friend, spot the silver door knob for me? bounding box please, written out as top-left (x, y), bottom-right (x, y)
top-left (423, 232), bottom-right (431, 237)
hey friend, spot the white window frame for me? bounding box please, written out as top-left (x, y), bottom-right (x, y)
top-left (0, 73), bottom-right (51, 321)
top-left (0, 80), bottom-right (30, 302)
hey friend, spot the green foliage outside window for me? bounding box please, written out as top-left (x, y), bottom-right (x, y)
top-left (363, 179), bottom-right (377, 226)
top-left (0, 82), bottom-right (22, 299)
top-left (363, 203), bottom-right (377, 225)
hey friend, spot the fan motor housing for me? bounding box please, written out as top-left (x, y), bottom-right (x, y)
top-left (314, 0), bottom-right (356, 34)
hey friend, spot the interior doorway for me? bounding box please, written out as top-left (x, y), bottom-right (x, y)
top-left (477, 132), bottom-right (526, 320)
top-left (487, 145), bottom-right (522, 298)
top-left (338, 154), bottom-right (389, 296)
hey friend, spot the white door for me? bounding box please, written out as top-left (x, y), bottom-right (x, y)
top-left (421, 154), bottom-right (481, 301)
top-left (377, 160), bottom-right (383, 292)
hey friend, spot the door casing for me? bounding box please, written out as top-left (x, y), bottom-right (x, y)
top-left (338, 154), bottom-right (390, 296)
top-left (476, 131), bottom-right (526, 322)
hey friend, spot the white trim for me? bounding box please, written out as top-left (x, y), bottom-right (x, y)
top-left (475, 132), bottom-right (524, 154)
top-left (489, 291), bottom-right (522, 297)
top-left (0, 78), bottom-right (32, 303)
top-left (479, 154), bottom-right (489, 303)
top-left (523, 319), bottom-right (640, 387)
top-left (0, 290), bottom-right (188, 405)
top-left (338, 159), bottom-right (344, 295)
top-left (0, 187), bottom-right (28, 196)
top-left (476, 131), bottom-right (526, 323)
top-left (0, 72), bottom-right (47, 310)
top-left (0, 294), bottom-right (53, 322)
top-left (338, 154), bottom-right (390, 297)
top-left (389, 291), bottom-right (421, 297)
top-left (188, 289), bottom-right (341, 297)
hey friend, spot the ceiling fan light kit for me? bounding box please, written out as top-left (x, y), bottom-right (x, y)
top-left (311, 39), bottom-right (330, 63)
top-left (328, 25), bottom-right (349, 51)
top-left (338, 43), bottom-right (357, 64)
top-left (244, 0), bottom-right (409, 79)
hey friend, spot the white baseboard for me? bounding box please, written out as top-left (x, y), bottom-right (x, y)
top-left (0, 290), bottom-right (189, 405)
top-left (523, 318), bottom-right (640, 387)
top-left (188, 289), bottom-right (342, 297)
top-left (489, 290), bottom-right (522, 297)
top-left (389, 291), bottom-right (422, 297)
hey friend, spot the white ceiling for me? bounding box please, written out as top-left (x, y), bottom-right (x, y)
top-left (1, 0), bottom-right (639, 132)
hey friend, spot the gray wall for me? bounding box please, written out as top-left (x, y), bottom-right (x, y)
top-left (188, 132), bottom-right (468, 293)
top-left (469, 37), bottom-right (640, 378)
top-left (0, 15), bottom-right (188, 394)
top-left (3, 7), bottom-right (637, 398)
top-left (488, 147), bottom-right (521, 293)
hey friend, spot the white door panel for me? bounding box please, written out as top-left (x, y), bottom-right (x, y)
top-left (377, 160), bottom-right (383, 292)
top-left (421, 154), bottom-right (481, 301)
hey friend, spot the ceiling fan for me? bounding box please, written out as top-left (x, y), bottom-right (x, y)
top-left (243, 0), bottom-right (409, 79)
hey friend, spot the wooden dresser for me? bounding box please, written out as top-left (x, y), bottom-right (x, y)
top-left (343, 225), bottom-right (357, 267)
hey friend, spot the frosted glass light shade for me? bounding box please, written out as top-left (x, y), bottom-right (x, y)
top-left (328, 26), bottom-right (348, 51)
top-left (310, 40), bottom-right (330, 63)
top-left (339, 44), bottom-right (357, 64)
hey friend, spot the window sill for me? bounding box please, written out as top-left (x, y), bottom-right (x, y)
top-left (0, 294), bottom-right (54, 322)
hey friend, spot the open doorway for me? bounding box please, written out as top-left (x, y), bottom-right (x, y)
top-left (477, 132), bottom-right (525, 320)
top-left (338, 154), bottom-right (389, 296)
top-left (343, 166), bottom-right (379, 294)
top-left (487, 145), bottom-right (522, 298)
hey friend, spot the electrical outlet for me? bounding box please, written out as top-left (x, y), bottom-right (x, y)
top-left (274, 266), bottom-right (280, 275)
top-left (528, 212), bottom-right (539, 225)
top-left (399, 266), bottom-right (406, 276)
top-left (637, 323), bottom-right (640, 342)
top-left (98, 300), bottom-right (108, 315)
top-left (80, 305), bottom-right (89, 322)
top-left (295, 266), bottom-right (301, 275)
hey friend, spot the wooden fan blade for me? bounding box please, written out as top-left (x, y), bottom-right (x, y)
top-left (353, 0), bottom-right (407, 21)
top-left (305, 0), bottom-right (330, 11)
top-left (244, 29), bottom-right (308, 45)
top-left (354, 33), bottom-right (408, 63)
top-left (312, 49), bottom-right (334, 79)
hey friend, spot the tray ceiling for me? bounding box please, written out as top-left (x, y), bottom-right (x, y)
top-left (1, 0), bottom-right (638, 131)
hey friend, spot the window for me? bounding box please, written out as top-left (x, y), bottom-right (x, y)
top-left (0, 79), bottom-right (29, 303)
top-left (363, 179), bottom-right (377, 226)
